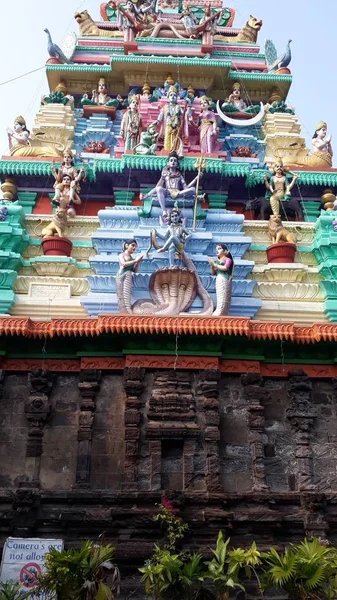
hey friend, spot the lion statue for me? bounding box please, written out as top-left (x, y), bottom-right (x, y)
top-left (268, 215), bottom-right (296, 245)
top-left (74, 10), bottom-right (122, 37)
top-left (41, 208), bottom-right (68, 238)
top-left (215, 15), bottom-right (262, 43)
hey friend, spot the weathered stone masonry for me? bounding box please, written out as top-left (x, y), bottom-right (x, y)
top-left (1, 367), bottom-right (337, 577)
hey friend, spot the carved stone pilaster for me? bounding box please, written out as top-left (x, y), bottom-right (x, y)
top-left (75, 369), bottom-right (101, 487)
top-left (241, 373), bottom-right (269, 492)
top-left (286, 369), bottom-right (316, 491)
top-left (23, 370), bottom-right (53, 487)
top-left (301, 494), bottom-right (329, 539)
top-left (196, 370), bottom-right (221, 491)
top-left (123, 367), bottom-right (145, 490)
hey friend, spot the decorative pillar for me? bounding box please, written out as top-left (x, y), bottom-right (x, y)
top-left (123, 367), bottom-right (145, 490)
top-left (241, 373), bottom-right (269, 492)
top-left (197, 369), bottom-right (221, 491)
top-left (23, 370), bottom-right (53, 487)
top-left (17, 191), bottom-right (37, 214)
top-left (75, 369), bottom-right (101, 487)
top-left (286, 369), bottom-right (316, 491)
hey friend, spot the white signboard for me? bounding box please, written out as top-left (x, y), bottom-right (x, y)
top-left (0, 538), bottom-right (63, 595)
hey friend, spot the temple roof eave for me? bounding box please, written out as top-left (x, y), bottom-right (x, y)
top-left (2, 158), bottom-right (337, 187)
top-left (0, 315), bottom-right (336, 345)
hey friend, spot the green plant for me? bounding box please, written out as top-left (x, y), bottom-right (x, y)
top-left (154, 499), bottom-right (189, 552)
top-left (262, 537), bottom-right (337, 600)
top-left (201, 531), bottom-right (262, 600)
top-left (139, 548), bottom-right (203, 600)
top-left (35, 540), bottom-right (120, 600)
top-left (0, 581), bottom-right (32, 600)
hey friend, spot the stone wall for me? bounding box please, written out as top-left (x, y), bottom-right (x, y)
top-left (0, 367), bottom-right (336, 559)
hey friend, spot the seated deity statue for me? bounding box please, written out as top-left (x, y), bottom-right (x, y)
top-left (140, 152), bottom-right (200, 216)
top-left (221, 82), bottom-right (261, 116)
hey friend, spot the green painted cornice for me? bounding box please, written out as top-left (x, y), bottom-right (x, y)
top-left (46, 64), bottom-right (111, 73)
top-left (109, 55), bottom-right (231, 68)
top-left (138, 37), bottom-right (202, 45)
top-left (94, 155), bottom-right (250, 176)
top-left (75, 45), bottom-right (124, 53)
top-left (0, 160), bottom-right (95, 181)
top-left (213, 52), bottom-right (266, 59)
top-left (246, 169), bottom-right (337, 187)
top-left (228, 71), bottom-right (292, 82)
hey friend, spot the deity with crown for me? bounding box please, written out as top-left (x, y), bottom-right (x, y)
top-left (155, 85), bottom-right (187, 155)
top-left (119, 94), bottom-right (142, 151)
top-left (81, 77), bottom-right (119, 108)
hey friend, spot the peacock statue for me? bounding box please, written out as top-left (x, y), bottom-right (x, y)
top-left (44, 28), bottom-right (71, 64)
top-left (264, 39), bottom-right (292, 72)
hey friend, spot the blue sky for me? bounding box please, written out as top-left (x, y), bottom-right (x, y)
top-left (0, 0), bottom-right (336, 163)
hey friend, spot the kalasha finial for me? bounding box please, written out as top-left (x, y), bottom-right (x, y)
top-left (142, 82), bottom-right (151, 96)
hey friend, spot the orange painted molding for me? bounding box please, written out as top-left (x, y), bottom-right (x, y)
top-left (1, 315), bottom-right (337, 344)
top-left (0, 355), bottom-right (337, 377)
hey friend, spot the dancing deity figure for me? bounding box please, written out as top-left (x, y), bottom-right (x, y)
top-left (155, 87), bottom-right (185, 155)
top-left (189, 96), bottom-right (218, 154)
top-left (116, 239), bottom-right (143, 313)
top-left (119, 94), bottom-right (142, 151)
top-left (263, 162), bottom-right (298, 216)
top-left (51, 150), bottom-right (85, 208)
top-left (146, 206), bottom-right (190, 266)
top-left (141, 152), bottom-right (200, 216)
top-left (208, 244), bottom-right (234, 316)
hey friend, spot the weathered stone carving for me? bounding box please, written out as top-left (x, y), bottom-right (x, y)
top-left (196, 369), bottom-right (221, 491)
top-left (286, 369), bottom-right (316, 491)
top-left (241, 373), bottom-right (269, 492)
top-left (123, 367), bottom-right (145, 490)
top-left (76, 369), bottom-right (101, 487)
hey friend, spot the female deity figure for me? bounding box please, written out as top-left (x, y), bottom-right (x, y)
top-left (181, 4), bottom-right (197, 38)
top-left (155, 87), bottom-right (185, 155)
top-left (6, 116), bottom-right (63, 158)
top-left (282, 121), bottom-right (333, 169)
top-left (116, 239), bottom-right (143, 313)
top-left (263, 162), bottom-right (298, 216)
top-left (189, 96), bottom-right (218, 154)
top-left (311, 121), bottom-right (333, 167)
top-left (221, 82), bottom-right (260, 115)
top-left (119, 94), bottom-right (142, 151)
top-left (7, 116), bottom-right (30, 151)
top-left (141, 152), bottom-right (200, 215)
top-left (208, 244), bottom-right (234, 316)
top-left (51, 150), bottom-right (85, 208)
top-left (146, 206), bottom-right (190, 266)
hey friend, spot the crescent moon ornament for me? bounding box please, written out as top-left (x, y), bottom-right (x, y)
top-left (216, 101), bottom-right (265, 127)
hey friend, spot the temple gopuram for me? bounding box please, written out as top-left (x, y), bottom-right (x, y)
top-left (1, 0), bottom-right (337, 584)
